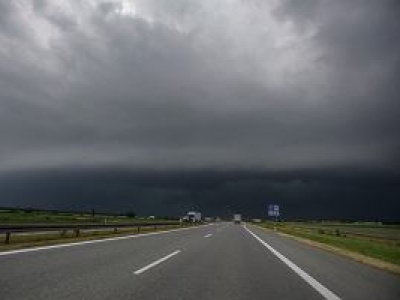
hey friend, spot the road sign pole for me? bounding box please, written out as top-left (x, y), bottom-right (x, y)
top-left (268, 204), bottom-right (280, 231)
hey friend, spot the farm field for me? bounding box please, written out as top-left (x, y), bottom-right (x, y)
top-left (0, 208), bottom-right (174, 224)
top-left (0, 208), bottom-right (184, 251)
top-left (285, 222), bottom-right (400, 242)
top-left (256, 221), bottom-right (400, 267)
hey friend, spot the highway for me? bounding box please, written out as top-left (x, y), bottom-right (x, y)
top-left (0, 223), bottom-right (399, 300)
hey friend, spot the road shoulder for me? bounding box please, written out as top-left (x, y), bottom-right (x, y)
top-left (254, 224), bottom-right (400, 276)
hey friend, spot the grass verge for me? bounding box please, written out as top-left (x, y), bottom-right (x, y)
top-left (255, 222), bottom-right (400, 276)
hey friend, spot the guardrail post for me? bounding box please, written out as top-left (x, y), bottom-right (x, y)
top-left (114, 227), bottom-right (117, 233)
top-left (75, 229), bottom-right (80, 237)
top-left (60, 230), bottom-right (67, 238)
top-left (137, 226), bottom-right (140, 233)
top-left (5, 232), bottom-right (11, 244)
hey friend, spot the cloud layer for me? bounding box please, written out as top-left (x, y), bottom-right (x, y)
top-left (1, 0), bottom-right (399, 171)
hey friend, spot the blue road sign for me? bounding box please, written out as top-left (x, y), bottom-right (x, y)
top-left (268, 204), bottom-right (280, 217)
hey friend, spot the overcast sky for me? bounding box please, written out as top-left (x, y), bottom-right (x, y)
top-left (0, 0), bottom-right (399, 219)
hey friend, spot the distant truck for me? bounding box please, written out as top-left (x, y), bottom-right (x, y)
top-left (182, 211), bottom-right (202, 223)
top-left (233, 214), bottom-right (242, 224)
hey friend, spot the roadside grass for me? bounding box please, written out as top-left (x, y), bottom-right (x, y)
top-left (257, 222), bottom-right (400, 266)
top-left (0, 224), bottom-right (184, 252)
top-left (0, 208), bottom-right (189, 252)
top-left (285, 222), bottom-right (400, 244)
top-left (0, 209), bottom-right (174, 224)
top-left (0, 209), bottom-right (113, 224)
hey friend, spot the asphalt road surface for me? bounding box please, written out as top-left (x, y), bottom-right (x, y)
top-left (0, 223), bottom-right (399, 300)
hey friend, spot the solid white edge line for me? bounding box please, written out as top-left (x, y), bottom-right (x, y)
top-left (244, 225), bottom-right (341, 300)
top-left (204, 234), bottom-right (212, 238)
top-left (0, 224), bottom-right (212, 257)
top-left (133, 250), bottom-right (181, 275)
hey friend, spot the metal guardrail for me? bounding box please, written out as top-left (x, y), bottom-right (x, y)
top-left (0, 221), bottom-right (195, 244)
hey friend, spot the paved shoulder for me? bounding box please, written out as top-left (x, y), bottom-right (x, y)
top-left (248, 224), bottom-right (400, 300)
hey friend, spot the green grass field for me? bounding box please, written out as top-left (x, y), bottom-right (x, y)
top-left (0, 208), bottom-right (175, 224)
top-left (0, 208), bottom-right (184, 250)
top-left (256, 221), bottom-right (400, 266)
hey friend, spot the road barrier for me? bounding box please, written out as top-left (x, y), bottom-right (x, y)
top-left (0, 222), bottom-right (197, 244)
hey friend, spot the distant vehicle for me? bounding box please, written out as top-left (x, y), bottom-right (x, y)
top-left (233, 214), bottom-right (241, 224)
top-left (182, 211), bottom-right (202, 223)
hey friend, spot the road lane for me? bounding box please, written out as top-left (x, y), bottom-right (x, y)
top-left (0, 222), bottom-right (399, 300)
top-left (0, 224), bottom-right (215, 300)
top-left (125, 223), bottom-right (324, 300)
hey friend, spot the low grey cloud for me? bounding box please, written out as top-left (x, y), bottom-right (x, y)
top-left (0, 1), bottom-right (399, 218)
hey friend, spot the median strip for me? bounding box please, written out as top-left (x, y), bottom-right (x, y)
top-left (133, 250), bottom-right (181, 275)
top-left (244, 225), bottom-right (341, 300)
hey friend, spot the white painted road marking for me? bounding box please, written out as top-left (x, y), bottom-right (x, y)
top-left (204, 234), bottom-right (212, 238)
top-left (0, 225), bottom-right (212, 257)
top-left (133, 250), bottom-right (181, 275)
top-left (244, 226), bottom-right (341, 300)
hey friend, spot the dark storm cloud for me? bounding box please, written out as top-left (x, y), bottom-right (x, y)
top-left (1, 167), bottom-right (399, 220)
top-left (0, 1), bottom-right (399, 218)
